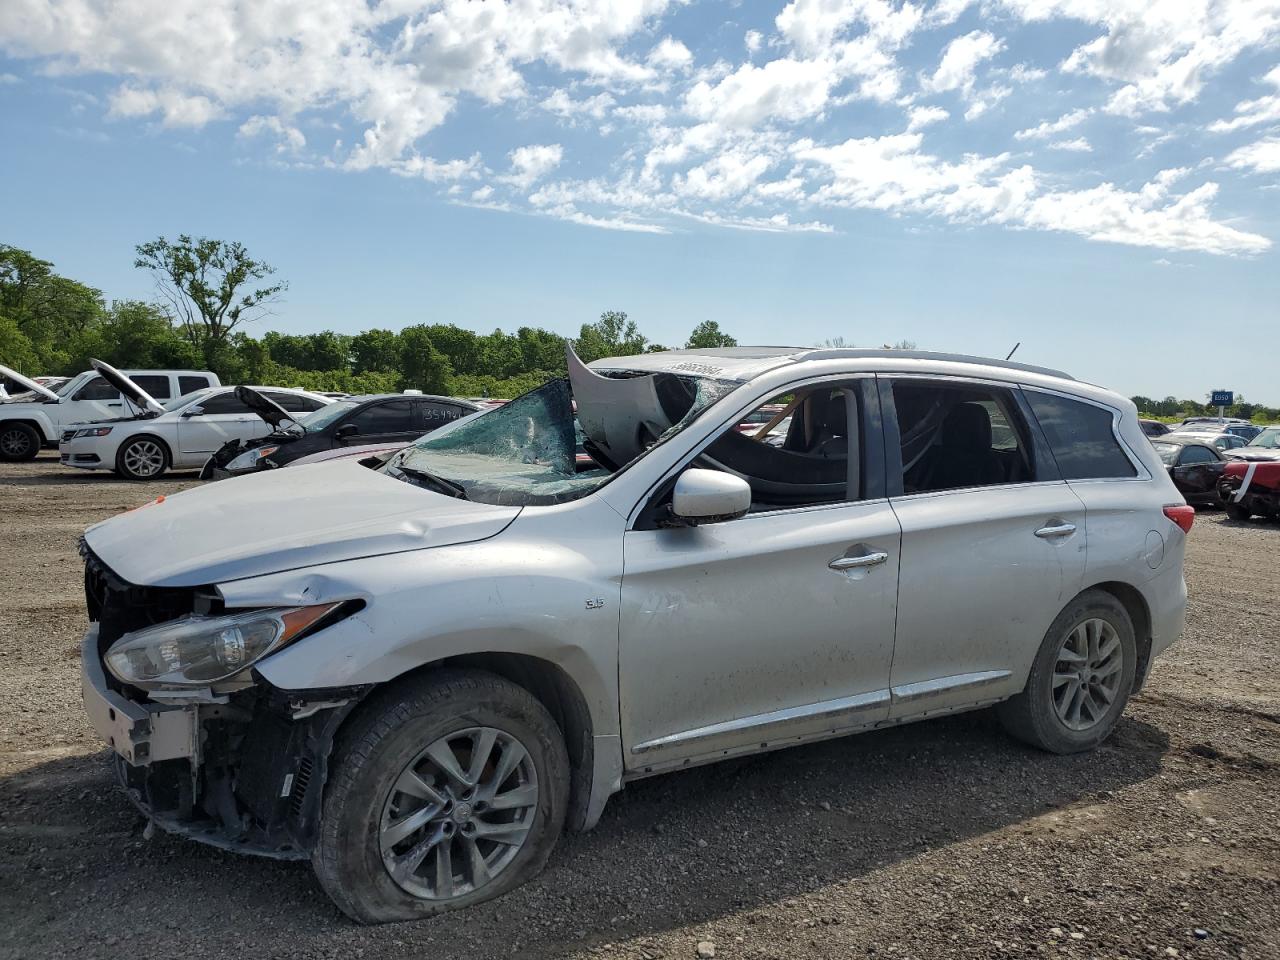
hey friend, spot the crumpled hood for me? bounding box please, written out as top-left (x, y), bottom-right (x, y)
top-left (83, 461), bottom-right (520, 588)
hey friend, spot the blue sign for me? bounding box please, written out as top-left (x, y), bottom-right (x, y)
top-left (1211, 390), bottom-right (1234, 405)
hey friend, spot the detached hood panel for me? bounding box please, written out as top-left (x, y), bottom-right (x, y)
top-left (84, 462), bottom-right (520, 587)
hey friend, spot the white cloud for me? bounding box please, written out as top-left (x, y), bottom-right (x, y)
top-left (0, 0), bottom-right (1273, 253)
top-left (996, 0), bottom-right (1280, 116)
top-left (541, 89), bottom-right (615, 122)
top-left (0, 72), bottom-right (20, 84)
top-left (1224, 137), bottom-right (1280, 175)
top-left (794, 134), bottom-right (1269, 254)
top-left (1209, 65), bottom-right (1280, 133)
top-left (108, 85), bottom-right (222, 127)
top-left (237, 115), bottom-right (305, 154)
top-left (1014, 107), bottom-right (1092, 140)
top-left (648, 36), bottom-right (692, 70)
top-left (922, 30), bottom-right (1005, 95)
top-left (907, 104), bottom-right (950, 130)
top-left (500, 143), bottom-right (564, 189)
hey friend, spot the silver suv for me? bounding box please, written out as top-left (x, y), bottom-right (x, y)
top-left (79, 347), bottom-right (1190, 923)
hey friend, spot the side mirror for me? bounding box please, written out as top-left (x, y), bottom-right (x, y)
top-left (182, 406), bottom-right (204, 418)
top-left (669, 469), bottom-right (751, 525)
top-left (335, 423), bottom-right (359, 440)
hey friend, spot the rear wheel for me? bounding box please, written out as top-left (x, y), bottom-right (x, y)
top-left (313, 670), bottom-right (569, 924)
top-left (0, 422), bottom-right (41, 461)
top-left (116, 436), bottom-right (169, 480)
top-left (1224, 501), bottom-right (1251, 522)
top-left (998, 590), bottom-right (1137, 754)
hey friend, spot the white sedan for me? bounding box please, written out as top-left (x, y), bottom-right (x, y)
top-left (61, 382), bottom-right (331, 480)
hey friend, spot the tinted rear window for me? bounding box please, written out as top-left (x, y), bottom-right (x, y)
top-left (1026, 392), bottom-right (1137, 480)
top-left (179, 375), bottom-right (212, 395)
top-left (131, 375), bottom-right (170, 399)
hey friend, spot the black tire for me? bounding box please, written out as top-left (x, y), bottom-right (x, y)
top-left (1224, 501), bottom-right (1251, 522)
top-left (115, 436), bottom-right (170, 480)
top-left (313, 669), bottom-right (569, 924)
top-left (997, 589), bottom-right (1137, 754)
top-left (0, 422), bottom-right (41, 461)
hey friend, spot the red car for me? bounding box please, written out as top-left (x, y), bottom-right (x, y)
top-left (1218, 460), bottom-right (1280, 521)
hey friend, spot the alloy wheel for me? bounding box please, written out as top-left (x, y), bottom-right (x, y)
top-left (0, 428), bottom-right (33, 458)
top-left (1052, 618), bottom-right (1124, 732)
top-left (123, 440), bottom-right (164, 478)
top-left (379, 726), bottom-right (538, 901)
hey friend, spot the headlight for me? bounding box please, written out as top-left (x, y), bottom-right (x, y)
top-left (226, 445), bottom-right (280, 471)
top-left (73, 426), bottom-right (113, 438)
top-left (104, 604), bottom-right (341, 688)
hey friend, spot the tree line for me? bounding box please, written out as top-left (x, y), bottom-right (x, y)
top-left (0, 238), bottom-right (737, 398)
top-left (3, 237), bottom-right (1272, 419)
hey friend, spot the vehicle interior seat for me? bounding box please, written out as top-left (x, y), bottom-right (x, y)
top-left (920, 402), bottom-right (1005, 490)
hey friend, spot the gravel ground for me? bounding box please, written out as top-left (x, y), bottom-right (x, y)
top-left (1, 452), bottom-right (1278, 960)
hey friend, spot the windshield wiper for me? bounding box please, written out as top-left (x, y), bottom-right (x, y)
top-left (389, 464), bottom-right (467, 499)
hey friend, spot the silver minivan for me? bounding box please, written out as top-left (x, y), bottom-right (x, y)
top-left (78, 347), bottom-right (1190, 922)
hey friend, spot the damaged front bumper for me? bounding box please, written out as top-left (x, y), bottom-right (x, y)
top-left (81, 624), bottom-right (364, 860)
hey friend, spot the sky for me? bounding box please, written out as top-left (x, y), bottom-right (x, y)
top-left (2, 0), bottom-right (1279, 404)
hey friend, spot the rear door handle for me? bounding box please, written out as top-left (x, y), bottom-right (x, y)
top-left (829, 551), bottom-right (889, 571)
top-left (1034, 521), bottom-right (1077, 539)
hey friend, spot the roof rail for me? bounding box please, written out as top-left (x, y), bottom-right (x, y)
top-left (796, 348), bottom-right (1074, 381)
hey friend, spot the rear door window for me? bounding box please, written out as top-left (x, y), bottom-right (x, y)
top-left (346, 400), bottom-right (419, 436)
top-left (265, 392), bottom-right (326, 413)
top-left (1025, 392), bottom-right (1138, 480)
top-left (888, 380), bottom-right (1037, 493)
top-left (421, 401), bottom-right (467, 427)
top-left (198, 392), bottom-right (254, 415)
top-left (131, 375), bottom-right (170, 399)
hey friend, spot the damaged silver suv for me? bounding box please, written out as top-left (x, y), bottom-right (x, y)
top-left (80, 347), bottom-right (1190, 923)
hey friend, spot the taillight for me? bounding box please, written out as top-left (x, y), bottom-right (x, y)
top-left (1163, 504), bottom-right (1195, 533)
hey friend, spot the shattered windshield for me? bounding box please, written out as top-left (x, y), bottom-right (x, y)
top-left (384, 374), bottom-right (736, 506)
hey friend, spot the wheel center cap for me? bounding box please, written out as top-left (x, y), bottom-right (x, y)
top-left (452, 802), bottom-right (473, 823)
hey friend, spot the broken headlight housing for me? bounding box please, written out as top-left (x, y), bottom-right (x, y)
top-left (226, 445), bottom-right (280, 471)
top-left (104, 604), bottom-right (339, 688)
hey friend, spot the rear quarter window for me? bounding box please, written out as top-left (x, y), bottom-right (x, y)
top-left (1026, 392), bottom-right (1138, 480)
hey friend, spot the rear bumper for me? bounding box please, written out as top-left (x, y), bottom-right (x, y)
top-left (1140, 558), bottom-right (1187, 663)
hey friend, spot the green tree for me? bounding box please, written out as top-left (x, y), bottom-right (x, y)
top-left (685, 320), bottom-right (737, 349)
top-left (398, 325), bottom-right (455, 394)
top-left (575, 310), bottom-right (647, 362)
top-left (134, 235), bottom-right (287, 348)
top-left (351, 328), bottom-right (400, 373)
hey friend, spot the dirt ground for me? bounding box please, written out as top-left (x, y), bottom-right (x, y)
top-left (1, 452), bottom-right (1278, 960)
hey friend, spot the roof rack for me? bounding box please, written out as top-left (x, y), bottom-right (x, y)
top-left (795, 348), bottom-right (1074, 381)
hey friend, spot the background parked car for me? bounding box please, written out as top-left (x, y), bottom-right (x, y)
top-left (1222, 425), bottom-right (1280, 461)
top-left (203, 391), bottom-right (482, 479)
top-left (1139, 418), bottom-right (1171, 438)
top-left (1177, 417), bottom-right (1261, 442)
top-left (61, 379), bottom-right (331, 480)
top-left (1150, 437), bottom-right (1228, 505)
top-left (1163, 430), bottom-right (1249, 453)
top-left (0, 361), bottom-right (219, 462)
top-left (1219, 459), bottom-right (1280, 520)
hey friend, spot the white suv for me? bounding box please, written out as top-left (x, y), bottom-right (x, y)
top-left (77, 347), bottom-right (1189, 922)
top-left (0, 362), bottom-right (219, 461)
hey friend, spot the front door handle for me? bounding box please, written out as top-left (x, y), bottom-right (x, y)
top-left (829, 551), bottom-right (889, 571)
top-left (1034, 521), bottom-right (1077, 539)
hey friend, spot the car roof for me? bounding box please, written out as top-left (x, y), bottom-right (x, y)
top-left (588, 347), bottom-right (1074, 384)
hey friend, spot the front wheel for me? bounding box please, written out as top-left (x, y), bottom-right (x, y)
top-left (116, 436), bottom-right (169, 480)
top-left (998, 590), bottom-right (1137, 753)
top-left (313, 670), bottom-right (569, 924)
top-left (0, 422), bottom-right (41, 461)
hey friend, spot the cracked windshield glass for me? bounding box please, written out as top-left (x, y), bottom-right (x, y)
top-left (384, 375), bottom-right (736, 506)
